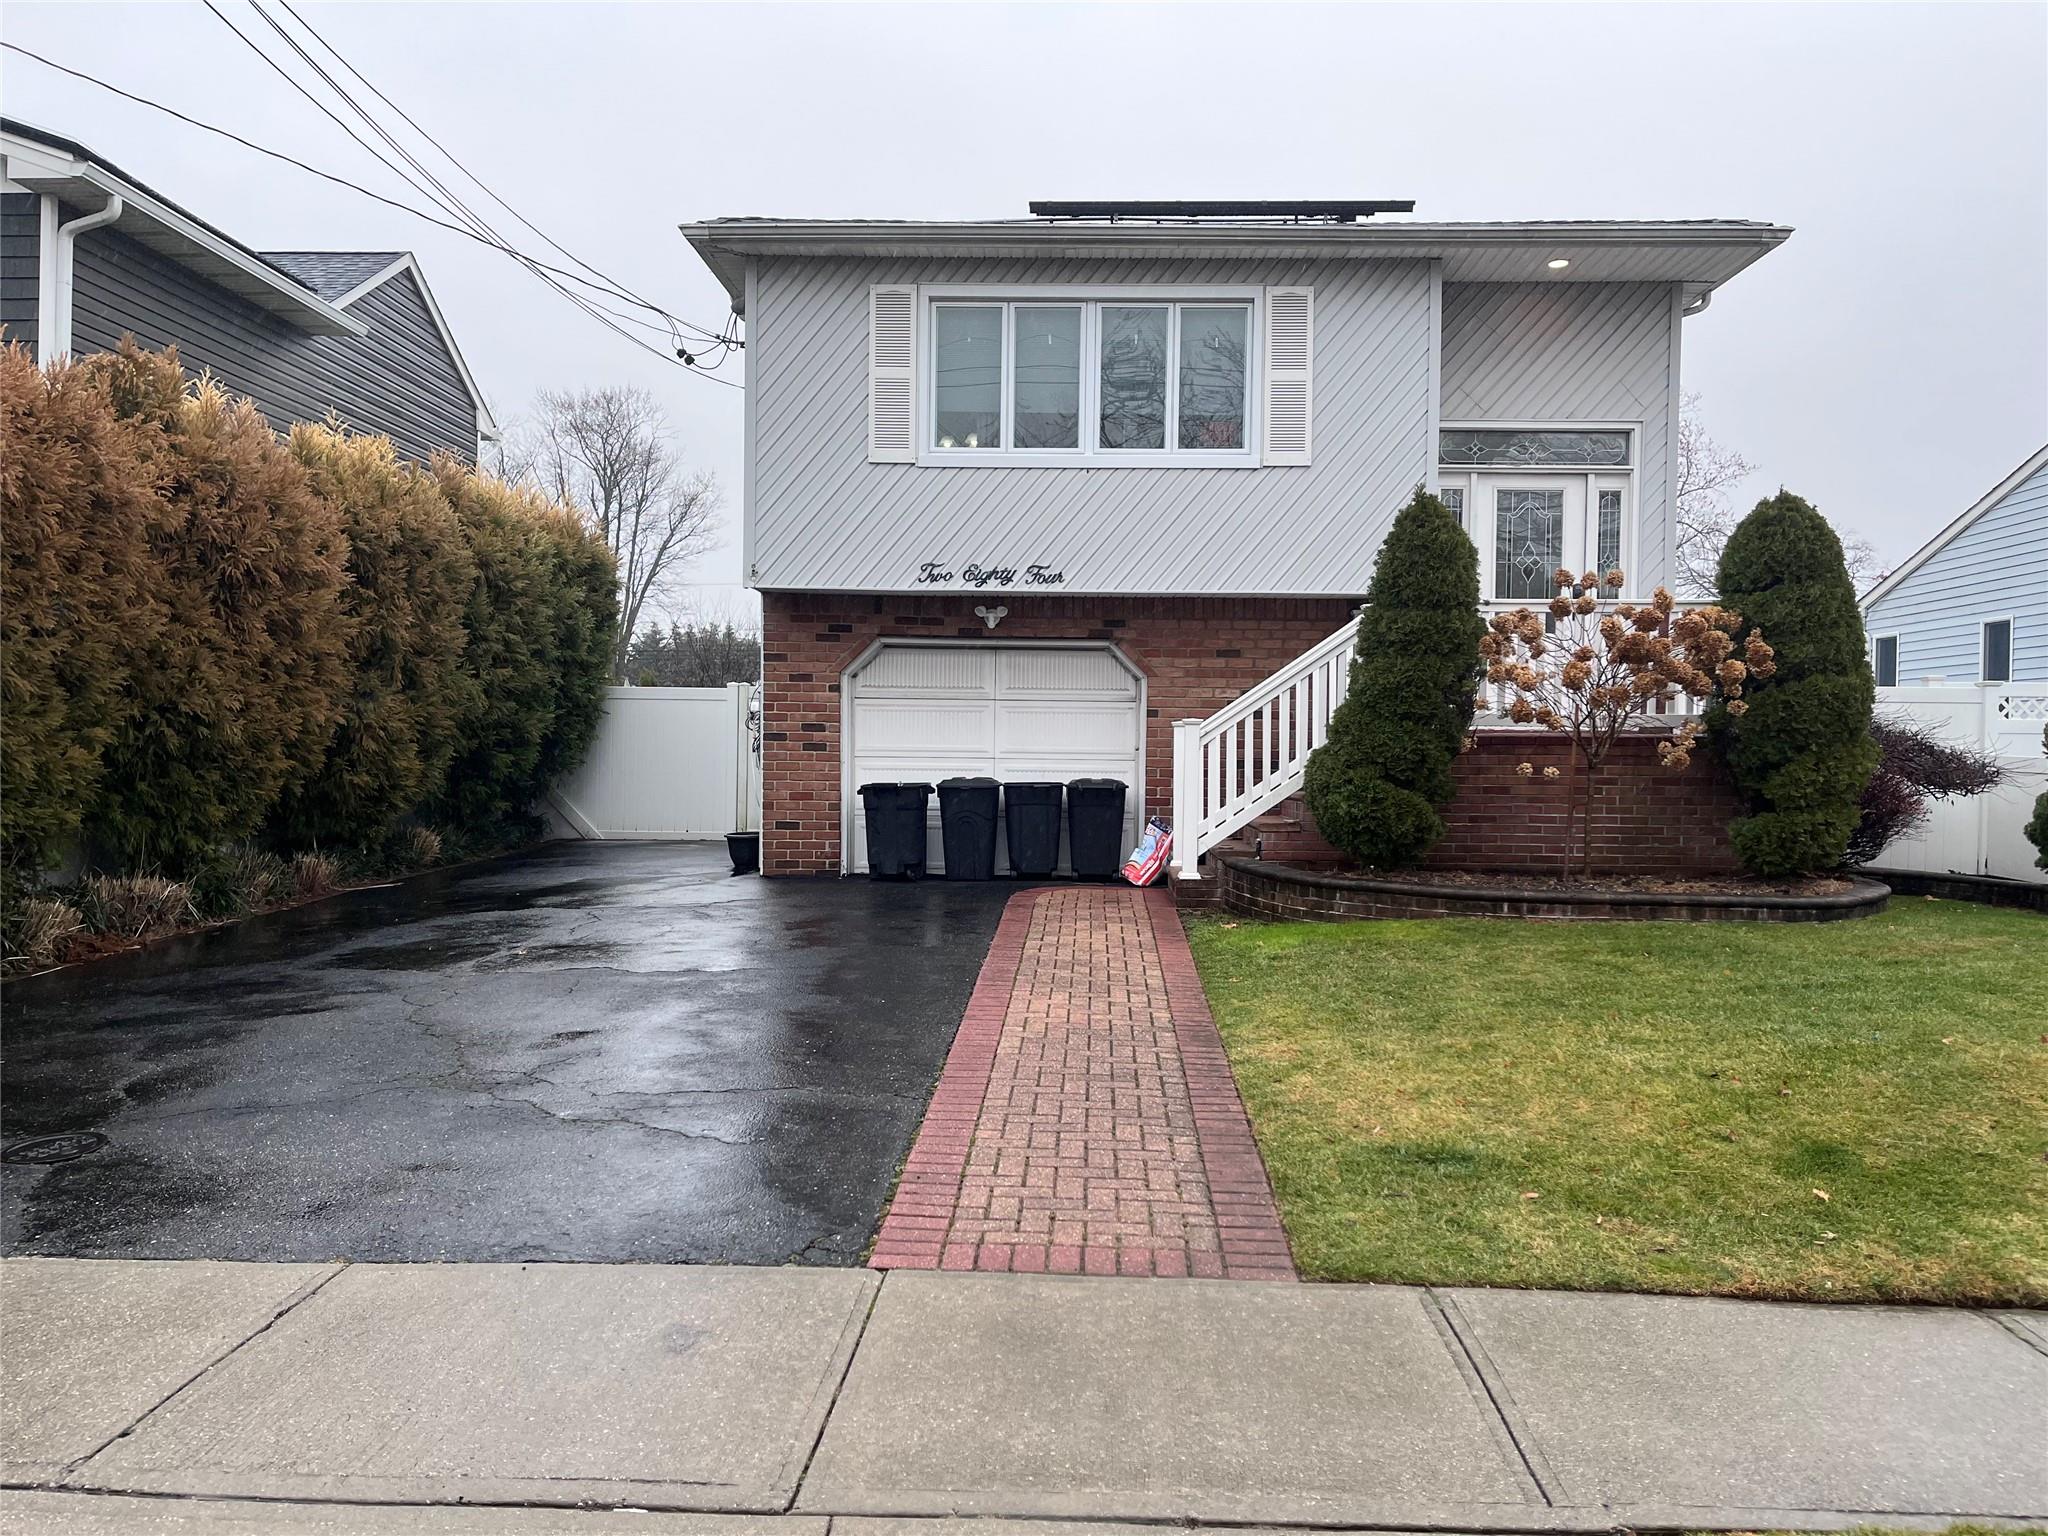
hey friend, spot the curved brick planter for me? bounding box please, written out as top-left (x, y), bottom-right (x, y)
top-left (1217, 855), bottom-right (1890, 924)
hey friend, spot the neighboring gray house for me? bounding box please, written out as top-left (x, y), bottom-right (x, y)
top-left (1, 119), bottom-right (495, 463)
top-left (1862, 444), bottom-right (2048, 688)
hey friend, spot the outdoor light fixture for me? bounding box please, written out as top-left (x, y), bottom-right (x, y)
top-left (1547, 258), bottom-right (1572, 270)
top-left (974, 605), bottom-right (1008, 630)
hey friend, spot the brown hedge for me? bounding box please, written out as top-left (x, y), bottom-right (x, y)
top-left (0, 345), bottom-right (161, 876)
top-left (80, 343), bottom-right (353, 872)
top-left (268, 423), bottom-right (478, 850)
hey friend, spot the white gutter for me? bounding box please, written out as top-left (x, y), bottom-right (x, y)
top-left (46, 194), bottom-right (122, 363)
top-left (1681, 290), bottom-right (1713, 317)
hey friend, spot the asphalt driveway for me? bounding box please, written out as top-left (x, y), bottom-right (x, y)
top-left (0, 843), bottom-right (1017, 1265)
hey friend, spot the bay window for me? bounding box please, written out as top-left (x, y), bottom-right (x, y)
top-left (926, 291), bottom-right (1256, 464)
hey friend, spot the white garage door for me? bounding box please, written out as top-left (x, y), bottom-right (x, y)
top-left (846, 644), bottom-right (1143, 874)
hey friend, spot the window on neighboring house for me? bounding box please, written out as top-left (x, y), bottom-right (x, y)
top-left (929, 296), bottom-right (1253, 461)
top-left (1873, 634), bottom-right (1898, 688)
top-left (1982, 619), bottom-right (2013, 684)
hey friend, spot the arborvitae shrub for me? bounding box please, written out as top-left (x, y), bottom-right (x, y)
top-left (268, 424), bottom-right (478, 851)
top-left (0, 345), bottom-right (160, 877)
top-left (1304, 487), bottom-right (1483, 868)
top-left (1710, 490), bottom-right (1878, 876)
top-left (429, 460), bottom-right (616, 842)
top-left (81, 344), bottom-right (353, 872)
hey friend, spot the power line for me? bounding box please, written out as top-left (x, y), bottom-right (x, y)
top-left (1, 37), bottom-right (743, 387)
top-left (273, 0), bottom-right (726, 349)
top-left (196, 0), bottom-right (727, 376)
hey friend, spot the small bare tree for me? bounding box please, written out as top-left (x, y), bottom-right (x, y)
top-left (1480, 570), bottom-right (1775, 881)
top-left (1676, 394), bottom-right (1882, 595)
top-left (506, 387), bottom-right (722, 679)
top-left (1674, 392), bottom-right (1757, 597)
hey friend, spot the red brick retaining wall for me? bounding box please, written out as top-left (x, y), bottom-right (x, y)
top-left (760, 591), bottom-right (1355, 875)
top-left (1255, 730), bottom-right (1745, 878)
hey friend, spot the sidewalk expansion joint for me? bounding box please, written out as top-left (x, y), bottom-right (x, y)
top-left (59, 1260), bottom-right (349, 1479)
top-left (1424, 1286), bottom-right (1563, 1508)
top-left (783, 1269), bottom-right (886, 1512)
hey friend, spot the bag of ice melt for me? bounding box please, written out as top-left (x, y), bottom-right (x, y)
top-left (1121, 817), bottom-right (1173, 886)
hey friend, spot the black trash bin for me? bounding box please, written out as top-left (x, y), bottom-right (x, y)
top-left (1066, 778), bottom-right (1128, 880)
top-left (858, 782), bottom-right (933, 878)
top-left (1003, 782), bottom-right (1064, 877)
top-left (937, 777), bottom-right (1000, 880)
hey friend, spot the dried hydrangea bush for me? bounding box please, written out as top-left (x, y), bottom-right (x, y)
top-left (1479, 569), bottom-right (1775, 881)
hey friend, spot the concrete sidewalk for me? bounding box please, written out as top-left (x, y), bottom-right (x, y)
top-left (2, 1260), bottom-right (2043, 1534)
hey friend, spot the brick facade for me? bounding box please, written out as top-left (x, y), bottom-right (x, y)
top-left (759, 591), bottom-right (1356, 875)
top-left (1255, 729), bottom-right (1746, 877)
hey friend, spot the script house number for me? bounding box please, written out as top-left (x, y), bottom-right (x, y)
top-left (915, 560), bottom-right (1067, 589)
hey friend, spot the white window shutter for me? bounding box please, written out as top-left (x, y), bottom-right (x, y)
top-left (867, 284), bottom-right (916, 463)
top-left (1261, 286), bottom-right (1313, 466)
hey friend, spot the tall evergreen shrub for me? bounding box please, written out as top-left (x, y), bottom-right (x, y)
top-left (0, 346), bottom-right (161, 876)
top-left (81, 344), bottom-right (352, 871)
top-left (1710, 490), bottom-right (1878, 876)
top-left (1303, 487), bottom-right (1483, 868)
top-left (429, 461), bottom-right (616, 842)
top-left (268, 425), bottom-right (478, 851)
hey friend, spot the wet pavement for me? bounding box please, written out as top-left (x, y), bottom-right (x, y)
top-left (0, 843), bottom-right (1018, 1265)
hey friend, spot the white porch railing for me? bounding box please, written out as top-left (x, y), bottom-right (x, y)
top-left (1170, 616), bottom-right (1360, 879)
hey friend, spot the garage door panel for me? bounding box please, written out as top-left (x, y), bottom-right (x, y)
top-left (995, 701), bottom-right (1140, 756)
top-left (997, 647), bottom-right (1137, 698)
top-left (861, 647), bottom-right (993, 693)
top-left (853, 701), bottom-right (991, 755)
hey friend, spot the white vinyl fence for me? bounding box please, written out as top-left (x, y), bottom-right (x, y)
top-left (1871, 682), bottom-right (2047, 884)
top-left (544, 683), bottom-right (759, 840)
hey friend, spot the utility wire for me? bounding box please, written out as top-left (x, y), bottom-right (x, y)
top-left (1, 37), bottom-right (742, 386)
top-left (274, 0), bottom-right (726, 348)
top-left (197, 0), bottom-right (721, 375)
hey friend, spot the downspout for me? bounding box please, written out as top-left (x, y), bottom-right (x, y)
top-left (47, 194), bottom-right (124, 362)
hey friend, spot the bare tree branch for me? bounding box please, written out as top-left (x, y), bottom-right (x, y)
top-left (503, 387), bottom-right (724, 679)
top-left (1673, 394), bottom-right (1884, 596)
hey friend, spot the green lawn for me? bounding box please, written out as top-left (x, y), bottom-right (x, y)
top-left (1188, 899), bottom-right (2048, 1304)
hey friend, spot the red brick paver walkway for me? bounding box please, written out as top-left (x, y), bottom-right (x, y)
top-left (870, 885), bottom-right (1295, 1281)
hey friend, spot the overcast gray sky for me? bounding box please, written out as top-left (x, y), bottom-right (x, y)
top-left (6, 1), bottom-right (2044, 614)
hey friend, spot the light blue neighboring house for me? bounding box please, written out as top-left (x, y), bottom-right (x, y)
top-left (1862, 444), bottom-right (2048, 688)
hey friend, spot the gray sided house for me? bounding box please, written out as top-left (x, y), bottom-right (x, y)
top-left (1862, 444), bottom-right (2048, 688)
top-left (2, 119), bottom-right (495, 464)
top-left (683, 208), bottom-right (1791, 877)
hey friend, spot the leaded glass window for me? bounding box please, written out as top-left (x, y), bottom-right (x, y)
top-left (1440, 429), bottom-right (1630, 468)
top-left (1597, 489), bottom-right (1622, 593)
top-left (1440, 486), bottom-right (1464, 529)
top-left (1495, 488), bottom-right (1563, 600)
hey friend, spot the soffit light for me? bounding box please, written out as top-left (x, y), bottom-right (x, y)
top-left (1547, 258), bottom-right (1572, 271)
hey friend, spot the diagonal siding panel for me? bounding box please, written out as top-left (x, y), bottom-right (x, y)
top-left (749, 256), bottom-right (1433, 594)
top-left (1440, 282), bottom-right (1678, 589)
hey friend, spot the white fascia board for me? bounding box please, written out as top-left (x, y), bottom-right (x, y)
top-left (1862, 442), bottom-right (2048, 610)
top-left (332, 252), bottom-right (499, 439)
top-left (2, 128), bottom-right (367, 338)
top-left (680, 219), bottom-right (1793, 307)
